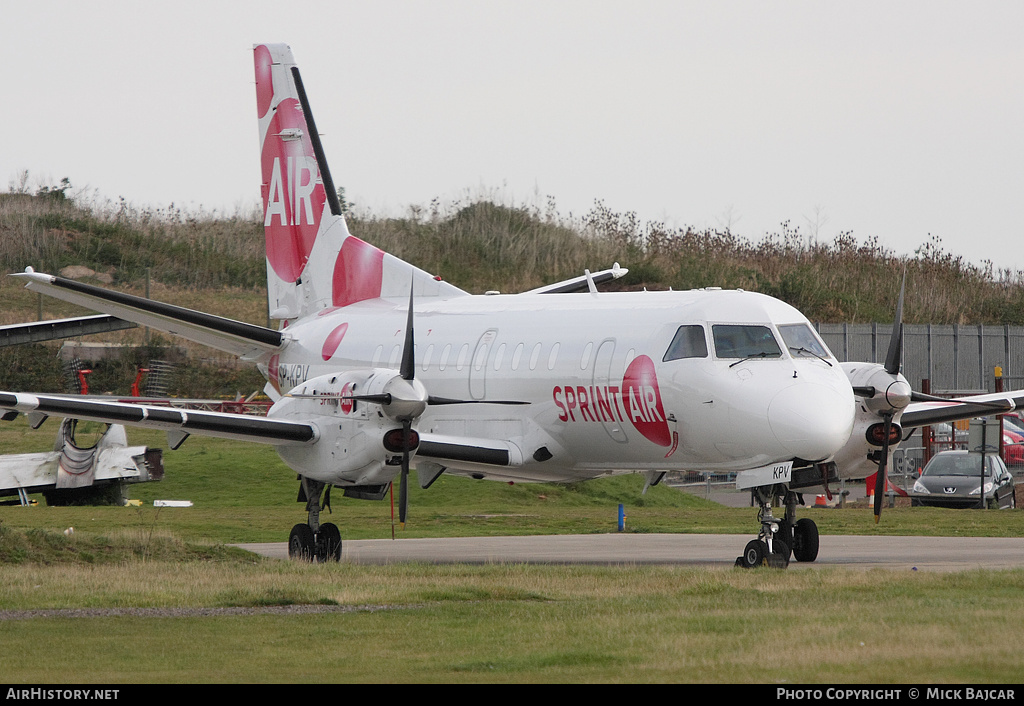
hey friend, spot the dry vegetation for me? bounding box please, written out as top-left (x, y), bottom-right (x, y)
top-left (2, 175), bottom-right (1024, 394)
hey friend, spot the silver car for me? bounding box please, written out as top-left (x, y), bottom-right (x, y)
top-left (911, 450), bottom-right (1016, 509)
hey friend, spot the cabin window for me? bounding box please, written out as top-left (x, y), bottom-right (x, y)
top-left (547, 342), bottom-right (560, 370)
top-left (439, 343), bottom-right (452, 371)
top-left (422, 344), bottom-right (434, 371)
top-left (511, 342), bottom-right (524, 370)
top-left (372, 344), bottom-right (384, 366)
top-left (456, 343), bottom-right (470, 371)
top-left (529, 343), bottom-right (542, 370)
top-left (663, 325), bottom-right (708, 361)
top-left (712, 325), bottom-right (782, 359)
top-left (493, 343), bottom-right (506, 371)
top-left (778, 323), bottom-right (831, 359)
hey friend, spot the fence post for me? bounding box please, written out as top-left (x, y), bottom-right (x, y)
top-left (995, 366), bottom-right (1004, 461)
top-left (922, 378), bottom-right (932, 464)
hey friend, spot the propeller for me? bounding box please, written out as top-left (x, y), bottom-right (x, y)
top-left (390, 282), bottom-right (527, 526)
top-left (397, 284), bottom-right (417, 528)
top-left (874, 271), bottom-right (906, 523)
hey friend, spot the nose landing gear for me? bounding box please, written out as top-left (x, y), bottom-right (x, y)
top-left (736, 486), bottom-right (818, 568)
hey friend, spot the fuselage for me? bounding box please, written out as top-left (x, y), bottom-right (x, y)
top-left (261, 287), bottom-right (857, 483)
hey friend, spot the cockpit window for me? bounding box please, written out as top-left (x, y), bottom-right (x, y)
top-left (712, 325), bottom-right (782, 359)
top-left (663, 325), bottom-right (708, 361)
top-left (778, 323), bottom-right (831, 359)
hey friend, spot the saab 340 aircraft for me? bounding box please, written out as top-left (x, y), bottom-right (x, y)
top-left (4, 44), bottom-right (1023, 567)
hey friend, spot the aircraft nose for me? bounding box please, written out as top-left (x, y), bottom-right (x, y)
top-left (768, 383), bottom-right (854, 460)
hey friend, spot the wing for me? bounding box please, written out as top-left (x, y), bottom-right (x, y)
top-left (0, 314), bottom-right (136, 347)
top-left (900, 389), bottom-right (1024, 428)
top-left (12, 270), bottom-right (282, 359)
top-left (0, 392), bottom-right (315, 450)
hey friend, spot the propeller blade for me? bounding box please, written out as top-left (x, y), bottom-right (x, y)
top-left (427, 396), bottom-right (529, 406)
top-left (343, 393), bottom-right (391, 405)
top-left (884, 271), bottom-right (906, 375)
top-left (398, 420), bottom-right (411, 526)
top-left (874, 413), bottom-right (893, 523)
top-left (287, 392), bottom-right (393, 405)
top-left (400, 282), bottom-right (416, 381)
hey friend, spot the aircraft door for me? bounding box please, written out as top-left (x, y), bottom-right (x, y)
top-left (593, 339), bottom-right (628, 443)
top-left (469, 329), bottom-right (497, 400)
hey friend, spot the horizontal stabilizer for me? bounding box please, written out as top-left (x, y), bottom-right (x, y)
top-left (522, 263), bottom-right (628, 295)
top-left (13, 270), bottom-right (282, 359)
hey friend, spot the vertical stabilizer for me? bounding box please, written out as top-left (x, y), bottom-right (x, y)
top-left (254, 44), bottom-right (465, 322)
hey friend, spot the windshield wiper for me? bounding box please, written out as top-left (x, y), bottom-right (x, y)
top-left (789, 346), bottom-right (833, 367)
top-left (728, 352), bottom-right (774, 368)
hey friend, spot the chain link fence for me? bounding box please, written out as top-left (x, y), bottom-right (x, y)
top-left (816, 323), bottom-right (1024, 394)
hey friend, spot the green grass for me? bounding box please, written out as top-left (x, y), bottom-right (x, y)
top-left (1, 562), bottom-right (1022, 683)
top-left (4, 417), bottom-right (1024, 544)
top-left (2, 415), bottom-right (1024, 683)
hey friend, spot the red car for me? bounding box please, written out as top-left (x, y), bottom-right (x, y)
top-left (1003, 429), bottom-right (1024, 467)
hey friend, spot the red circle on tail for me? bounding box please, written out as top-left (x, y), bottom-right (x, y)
top-left (254, 45), bottom-right (274, 119)
top-left (260, 98), bottom-right (326, 283)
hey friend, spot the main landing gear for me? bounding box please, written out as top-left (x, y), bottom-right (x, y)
top-left (289, 477), bottom-right (342, 562)
top-left (735, 486), bottom-right (819, 569)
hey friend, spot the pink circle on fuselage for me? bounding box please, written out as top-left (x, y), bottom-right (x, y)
top-left (322, 322), bottom-right (349, 361)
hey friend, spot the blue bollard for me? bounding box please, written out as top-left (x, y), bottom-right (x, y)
top-left (618, 503), bottom-right (625, 532)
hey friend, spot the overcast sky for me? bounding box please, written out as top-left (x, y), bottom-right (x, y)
top-left (5, 1), bottom-right (1024, 275)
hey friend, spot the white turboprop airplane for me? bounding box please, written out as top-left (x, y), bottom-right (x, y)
top-left (3, 44), bottom-right (1023, 567)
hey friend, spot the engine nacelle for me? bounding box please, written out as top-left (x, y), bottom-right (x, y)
top-left (831, 362), bottom-right (911, 482)
top-left (842, 361), bottom-right (912, 415)
top-left (268, 370), bottom-right (420, 486)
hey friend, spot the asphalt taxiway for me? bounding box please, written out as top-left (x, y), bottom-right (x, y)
top-left (236, 533), bottom-right (1024, 571)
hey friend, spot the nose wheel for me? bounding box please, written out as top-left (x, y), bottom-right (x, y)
top-left (736, 486), bottom-right (817, 568)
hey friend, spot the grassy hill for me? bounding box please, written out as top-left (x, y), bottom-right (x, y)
top-left (2, 179), bottom-right (1024, 395)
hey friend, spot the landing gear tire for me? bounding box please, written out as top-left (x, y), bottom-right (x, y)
top-left (316, 522), bottom-right (342, 562)
top-left (738, 539), bottom-right (769, 568)
top-left (792, 518), bottom-right (819, 563)
top-left (289, 523), bottom-right (315, 561)
top-left (768, 540), bottom-right (790, 569)
top-left (777, 518), bottom-right (793, 561)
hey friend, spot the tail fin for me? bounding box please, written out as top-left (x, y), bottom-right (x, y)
top-left (254, 44), bottom-right (465, 321)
